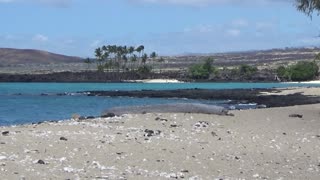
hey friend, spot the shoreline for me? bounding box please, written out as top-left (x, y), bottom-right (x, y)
top-left (86, 87), bottom-right (320, 108)
top-left (1, 104), bottom-right (319, 179)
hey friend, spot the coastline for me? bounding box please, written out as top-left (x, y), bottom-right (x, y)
top-left (1, 104), bottom-right (319, 179)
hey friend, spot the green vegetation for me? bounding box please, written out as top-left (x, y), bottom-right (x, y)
top-left (189, 58), bottom-right (216, 79)
top-left (277, 61), bottom-right (319, 81)
top-left (296, 0), bottom-right (320, 17)
top-left (91, 45), bottom-right (162, 73)
top-left (238, 64), bottom-right (258, 77)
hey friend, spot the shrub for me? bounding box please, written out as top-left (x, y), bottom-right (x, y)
top-left (189, 58), bottom-right (215, 79)
top-left (137, 65), bottom-right (152, 74)
top-left (189, 64), bottom-right (211, 79)
top-left (276, 61), bottom-right (319, 81)
top-left (239, 64), bottom-right (258, 77)
top-left (289, 61), bottom-right (319, 81)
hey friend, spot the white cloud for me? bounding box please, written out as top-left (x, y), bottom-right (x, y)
top-left (226, 29), bottom-right (241, 37)
top-left (231, 19), bottom-right (249, 27)
top-left (32, 34), bottom-right (49, 42)
top-left (90, 40), bottom-right (101, 48)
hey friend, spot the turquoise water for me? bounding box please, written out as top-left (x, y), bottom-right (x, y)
top-left (1, 82), bottom-right (320, 126)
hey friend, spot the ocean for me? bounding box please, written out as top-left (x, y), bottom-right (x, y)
top-left (1, 82), bottom-right (319, 126)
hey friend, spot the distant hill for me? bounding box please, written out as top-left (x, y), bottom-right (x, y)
top-left (0, 48), bottom-right (83, 65)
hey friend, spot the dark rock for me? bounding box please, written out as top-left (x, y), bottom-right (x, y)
top-left (155, 117), bottom-right (168, 122)
top-left (181, 170), bottom-right (189, 173)
top-left (78, 116), bottom-right (86, 120)
top-left (60, 137), bottom-right (68, 141)
top-left (144, 129), bottom-right (161, 137)
top-left (86, 116), bottom-right (95, 119)
top-left (101, 113), bottom-right (116, 118)
top-left (170, 124), bottom-right (178, 128)
top-left (211, 131), bottom-right (217, 137)
top-left (289, 114), bottom-right (303, 118)
top-left (2, 131), bottom-right (9, 136)
top-left (283, 132), bottom-right (287, 135)
top-left (37, 160), bottom-right (45, 164)
top-left (235, 156), bottom-right (240, 160)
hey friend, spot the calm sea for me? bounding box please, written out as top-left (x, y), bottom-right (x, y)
top-left (1, 82), bottom-right (319, 126)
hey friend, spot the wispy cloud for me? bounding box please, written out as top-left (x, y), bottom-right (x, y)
top-left (32, 34), bottom-right (49, 42)
top-left (226, 29), bottom-right (241, 37)
top-left (0, 0), bottom-right (72, 7)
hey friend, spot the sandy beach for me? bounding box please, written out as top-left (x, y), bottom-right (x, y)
top-left (1, 104), bottom-right (320, 179)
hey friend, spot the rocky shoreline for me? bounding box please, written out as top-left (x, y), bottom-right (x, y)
top-left (86, 88), bottom-right (320, 108)
top-left (0, 71), bottom-right (277, 82)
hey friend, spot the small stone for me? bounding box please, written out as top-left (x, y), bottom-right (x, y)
top-left (170, 124), bottom-right (178, 128)
top-left (289, 114), bottom-right (303, 118)
top-left (2, 131), bottom-right (9, 136)
top-left (211, 132), bottom-right (217, 137)
top-left (283, 132), bottom-right (287, 135)
top-left (37, 160), bottom-right (45, 165)
top-left (235, 156), bottom-right (240, 160)
top-left (60, 137), bottom-right (68, 141)
top-left (181, 170), bottom-right (189, 173)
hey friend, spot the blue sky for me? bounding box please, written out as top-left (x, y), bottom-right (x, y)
top-left (0, 0), bottom-right (320, 57)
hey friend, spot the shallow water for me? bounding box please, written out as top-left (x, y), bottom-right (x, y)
top-left (1, 82), bottom-right (319, 126)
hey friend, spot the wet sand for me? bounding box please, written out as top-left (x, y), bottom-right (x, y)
top-left (1, 104), bottom-right (320, 179)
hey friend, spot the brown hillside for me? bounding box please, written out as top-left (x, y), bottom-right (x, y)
top-left (0, 48), bottom-right (82, 65)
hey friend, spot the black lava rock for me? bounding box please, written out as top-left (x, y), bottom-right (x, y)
top-left (2, 131), bottom-right (9, 136)
top-left (86, 116), bottom-right (96, 119)
top-left (37, 160), bottom-right (45, 164)
top-left (102, 113), bottom-right (116, 118)
top-left (60, 137), bottom-right (68, 141)
top-left (289, 114), bottom-right (303, 118)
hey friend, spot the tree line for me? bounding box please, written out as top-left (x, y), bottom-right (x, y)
top-left (85, 45), bottom-right (164, 73)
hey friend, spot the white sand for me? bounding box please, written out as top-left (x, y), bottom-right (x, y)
top-left (284, 80), bottom-right (320, 84)
top-left (260, 87), bottom-right (320, 96)
top-left (1, 104), bottom-right (320, 179)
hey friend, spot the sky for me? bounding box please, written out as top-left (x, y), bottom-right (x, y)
top-left (0, 0), bottom-right (320, 57)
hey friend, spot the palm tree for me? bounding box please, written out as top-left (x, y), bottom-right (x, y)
top-left (130, 54), bottom-right (138, 71)
top-left (95, 47), bottom-right (104, 71)
top-left (150, 51), bottom-right (157, 72)
top-left (141, 53), bottom-right (148, 65)
top-left (158, 57), bottom-right (165, 74)
top-left (84, 57), bottom-right (92, 71)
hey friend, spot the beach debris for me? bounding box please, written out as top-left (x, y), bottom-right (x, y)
top-left (101, 112), bottom-right (116, 118)
top-left (170, 124), bottom-right (179, 128)
top-left (144, 129), bottom-right (161, 137)
top-left (211, 131), bottom-right (218, 137)
top-left (289, 114), bottom-right (303, 118)
top-left (37, 160), bottom-right (45, 165)
top-left (1, 131), bottom-right (9, 136)
top-left (193, 121), bottom-right (209, 128)
top-left (60, 137), bottom-right (68, 141)
top-left (155, 117), bottom-right (168, 122)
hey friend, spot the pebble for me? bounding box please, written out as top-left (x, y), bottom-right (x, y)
top-left (37, 160), bottom-right (45, 165)
top-left (60, 137), bottom-right (68, 141)
top-left (2, 131), bottom-right (9, 136)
